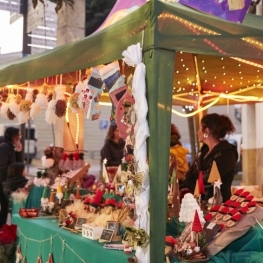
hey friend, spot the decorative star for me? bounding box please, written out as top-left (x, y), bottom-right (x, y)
top-left (15, 244), bottom-right (23, 263)
top-left (214, 179), bottom-right (222, 189)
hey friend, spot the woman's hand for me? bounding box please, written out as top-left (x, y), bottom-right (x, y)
top-left (15, 141), bottom-right (23, 152)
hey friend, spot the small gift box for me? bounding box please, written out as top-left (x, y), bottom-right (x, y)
top-left (82, 224), bottom-right (103, 240)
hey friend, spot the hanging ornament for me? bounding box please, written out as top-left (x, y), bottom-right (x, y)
top-left (23, 257), bottom-right (27, 263)
top-left (15, 244), bottom-right (23, 263)
top-left (58, 152), bottom-right (68, 171)
top-left (30, 103), bottom-right (42, 119)
top-left (37, 256), bottom-right (42, 263)
top-left (46, 253), bottom-right (54, 263)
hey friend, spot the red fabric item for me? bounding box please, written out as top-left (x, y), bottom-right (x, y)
top-left (198, 171), bottom-right (205, 194)
top-left (0, 224), bottom-right (17, 244)
top-left (192, 210), bottom-right (203, 232)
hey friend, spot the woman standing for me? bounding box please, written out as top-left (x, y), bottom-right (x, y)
top-left (100, 124), bottom-right (125, 167)
top-left (183, 113), bottom-right (238, 202)
top-left (0, 127), bottom-right (23, 227)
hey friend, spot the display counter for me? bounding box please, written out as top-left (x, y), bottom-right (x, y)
top-left (12, 213), bottom-right (263, 263)
top-left (12, 214), bottom-right (133, 263)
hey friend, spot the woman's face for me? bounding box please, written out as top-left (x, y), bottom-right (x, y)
top-left (113, 128), bottom-right (120, 140)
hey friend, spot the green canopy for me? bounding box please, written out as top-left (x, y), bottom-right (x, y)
top-left (1, 1), bottom-right (263, 262)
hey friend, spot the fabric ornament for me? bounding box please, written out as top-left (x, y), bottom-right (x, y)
top-left (72, 151), bottom-right (81, 170)
top-left (30, 103), bottom-right (42, 119)
top-left (17, 111), bottom-right (30, 124)
top-left (54, 85), bottom-right (66, 117)
top-left (58, 152), bottom-right (68, 171)
top-left (7, 108), bottom-right (16, 120)
top-left (63, 153), bottom-right (73, 171)
top-left (83, 67), bottom-right (104, 120)
top-left (8, 96), bottom-right (20, 116)
top-left (79, 152), bottom-right (85, 168)
top-left (46, 253), bottom-right (54, 263)
top-left (25, 89), bottom-right (33, 102)
top-left (116, 89), bottom-right (135, 139)
top-left (109, 75), bottom-right (127, 106)
top-left (99, 61), bottom-right (121, 124)
top-left (35, 93), bottom-right (48, 108)
top-left (69, 93), bottom-right (80, 113)
top-left (45, 99), bottom-right (58, 124)
top-left (0, 102), bottom-right (8, 118)
top-left (37, 256), bottom-right (42, 263)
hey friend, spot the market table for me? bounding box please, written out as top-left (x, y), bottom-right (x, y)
top-left (12, 214), bottom-right (133, 263)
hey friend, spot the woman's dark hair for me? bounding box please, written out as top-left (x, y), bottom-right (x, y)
top-left (170, 124), bottom-right (182, 146)
top-left (201, 113), bottom-right (236, 140)
top-left (4, 127), bottom-right (20, 141)
top-left (7, 162), bottom-right (25, 179)
top-left (105, 124), bottom-right (118, 142)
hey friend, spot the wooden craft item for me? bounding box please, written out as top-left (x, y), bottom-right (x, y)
top-left (208, 161), bottom-right (221, 183)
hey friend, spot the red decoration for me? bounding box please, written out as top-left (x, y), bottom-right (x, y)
top-left (198, 171), bottom-right (205, 194)
top-left (0, 224), bottom-right (17, 244)
top-left (192, 210), bottom-right (203, 233)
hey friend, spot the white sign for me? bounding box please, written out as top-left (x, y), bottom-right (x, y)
top-left (27, 3), bottom-right (44, 33)
top-left (82, 224), bottom-right (103, 240)
top-left (0, 0), bottom-right (21, 13)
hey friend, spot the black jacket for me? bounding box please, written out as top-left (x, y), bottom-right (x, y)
top-left (100, 139), bottom-right (125, 167)
top-left (183, 140), bottom-right (238, 202)
top-left (0, 136), bottom-right (17, 184)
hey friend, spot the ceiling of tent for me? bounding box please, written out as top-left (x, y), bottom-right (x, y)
top-left (1, 1), bottom-right (263, 107)
top-left (172, 52), bottom-right (263, 106)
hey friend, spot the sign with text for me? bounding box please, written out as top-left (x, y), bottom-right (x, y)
top-left (0, 0), bottom-right (21, 13)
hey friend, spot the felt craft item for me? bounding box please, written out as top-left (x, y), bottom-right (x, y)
top-left (64, 153), bottom-right (73, 171)
top-left (236, 191), bottom-right (250, 202)
top-left (222, 208), bottom-right (239, 221)
top-left (109, 75), bottom-right (127, 106)
top-left (116, 89), bottom-right (135, 139)
top-left (47, 253), bottom-right (54, 263)
top-left (198, 171), bottom-right (205, 194)
top-left (246, 201), bottom-right (257, 213)
top-left (59, 153), bottom-right (68, 170)
top-left (230, 188), bottom-right (244, 201)
top-left (240, 195), bottom-right (254, 207)
top-left (194, 179), bottom-right (200, 198)
top-left (214, 206), bottom-right (230, 220)
top-left (99, 61), bottom-right (121, 124)
top-left (192, 210), bottom-right (203, 233)
top-left (30, 103), bottom-right (42, 119)
top-left (208, 161), bottom-right (221, 183)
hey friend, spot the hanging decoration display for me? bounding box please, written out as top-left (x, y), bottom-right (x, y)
top-left (122, 42), bottom-right (150, 263)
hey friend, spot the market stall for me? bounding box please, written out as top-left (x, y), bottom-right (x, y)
top-left (1, 1), bottom-right (263, 263)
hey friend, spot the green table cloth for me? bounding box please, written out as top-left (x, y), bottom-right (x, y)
top-left (12, 214), bottom-right (133, 263)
